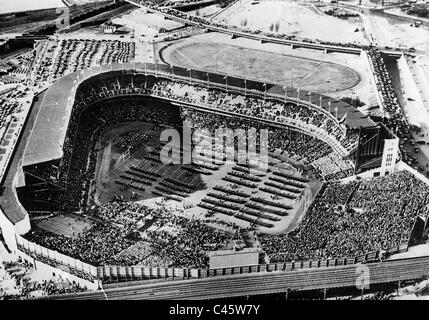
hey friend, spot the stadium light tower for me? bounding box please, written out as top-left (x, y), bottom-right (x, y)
top-left (283, 86), bottom-right (287, 102)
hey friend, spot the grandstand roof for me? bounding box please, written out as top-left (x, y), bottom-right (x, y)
top-left (268, 86), bottom-right (376, 129)
top-left (23, 62), bottom-right (374, 168)
top-left (22, 72), bottom-right (76, 167)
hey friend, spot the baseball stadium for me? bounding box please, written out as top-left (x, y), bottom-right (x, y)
top-left (1, 0), bottom-right (429, 300)
top-left (0, 59), bottom-right (428, 299)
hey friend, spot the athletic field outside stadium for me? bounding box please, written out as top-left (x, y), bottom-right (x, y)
top-left (160, 41), bottom-right (361, 94)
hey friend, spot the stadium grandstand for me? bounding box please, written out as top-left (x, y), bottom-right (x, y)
top-left (0, 62), bottom-right (428, 299)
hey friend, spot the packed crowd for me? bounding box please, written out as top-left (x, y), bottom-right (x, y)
top-left (66, 72), bottom-right (355, 153)
top-left (183, 107), bottom-right (353, 179)
top-left (153, 80), bottom-right (347, 143)
top-left (20, 67), bottom-right (357, 223)
top-left (367, 48), bottom-right (409, 138)
top-left (261, 170), bottom-right (429, 262)
top-left (25, 202), bottom-right (146, 266)
top-left (115, 130), bottom-right (150, 151)
top-left (28, 165), bottom-right (427, 269)
top-left (311, 151), bottom-right (355, 180)
top-left (367, 47), bottom-right (418, 165)
top-left (368, 48), bottom-right (403, 121)
top-left (58, 96), bottom-right (178, 211)
top-left (143, 215), bottom-right (235, 268)
top-left (25, 200), bottom-right (237, 269)
top-left (268, 127), bottom-right (332, 163)
top-left (26, 223), bottom-right (136, 267)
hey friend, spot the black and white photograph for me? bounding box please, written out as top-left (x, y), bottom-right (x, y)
top-left (0, 0), bottom-right (429, 309)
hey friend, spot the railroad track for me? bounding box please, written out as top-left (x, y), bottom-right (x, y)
top-left (43, 255), bottom-right (429, 300)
